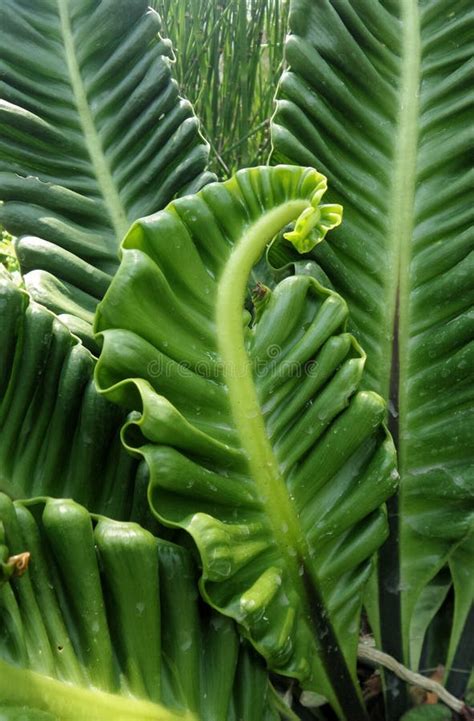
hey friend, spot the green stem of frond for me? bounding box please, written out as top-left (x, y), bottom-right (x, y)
top-left (216, 200), bottom-right (368, 721)
top-left (217, 201), bottom-right (309, 561)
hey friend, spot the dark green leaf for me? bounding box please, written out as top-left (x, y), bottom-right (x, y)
top-left (0, 0), bottom-right (214, 339)
top-left (271, 0), bottom-right (474, 686)
top-left (0, 270), bottom-right (143, 520)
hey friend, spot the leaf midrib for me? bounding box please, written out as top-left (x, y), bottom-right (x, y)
top-left (216, 202), bottom-right (310, 566)
top-left (378, 2), bottom-right (421, 710)
top-left (57, 0), bottom-right (129, 246)
top-left (216, 202), bottom-right (368, 719)
top-left (385, 0), bottom-right (421, 448)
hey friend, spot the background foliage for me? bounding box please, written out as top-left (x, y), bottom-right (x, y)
top-left (153, 0), bottom-right (289, 175)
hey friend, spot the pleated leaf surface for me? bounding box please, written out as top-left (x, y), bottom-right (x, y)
top-left (0, 493), bottom-right (279, 721)
top-left (95, 165), bottom-right (398, 719)
top-left (0, 270), bottom-right (149, 521)
top-left (0, 0), bottom-right (213, 339)
top-left (271, 0), bottom-right (474, 681)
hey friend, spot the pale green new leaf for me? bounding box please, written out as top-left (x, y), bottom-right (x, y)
top-left (95, 165), bottom-right (398, 719)
top-left (0, 493), bottom-right (279, 721)
top-left (271, 0), bottom-right (474, 680)
top-left (0, 0), bottom-right (214, 339)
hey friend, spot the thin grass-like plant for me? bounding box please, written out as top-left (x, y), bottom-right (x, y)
top-left (152, 0), bottom-right (289, 176)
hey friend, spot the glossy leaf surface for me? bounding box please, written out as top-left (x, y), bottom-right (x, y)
top-left (0, 270), bottom-right (146, 521)
top-left (0, 493), bottom-right (279, 721)
top-left (0, 0), bottom-right (213, 337)
top-left (271, 0), bottom-right (474, 682)
top-left (95, 165), bottom-right (398, 718)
